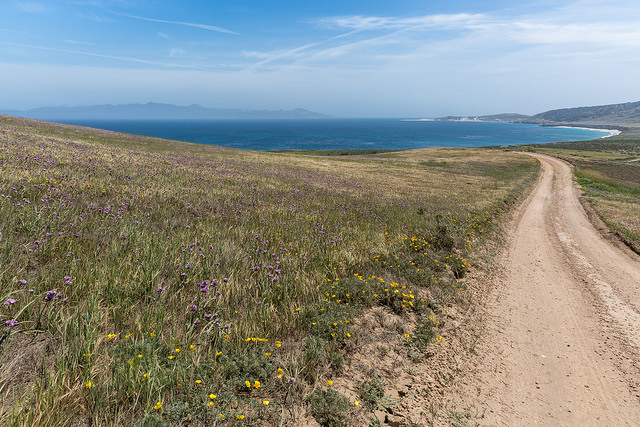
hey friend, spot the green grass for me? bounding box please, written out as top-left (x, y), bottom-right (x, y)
top-left (0, 116), bottom-right (538, 425)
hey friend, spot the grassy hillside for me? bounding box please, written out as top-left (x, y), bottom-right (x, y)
top-left (531, 101), bottom-right (640, 125)
top-left (0, 116), bottom-right (538, 425)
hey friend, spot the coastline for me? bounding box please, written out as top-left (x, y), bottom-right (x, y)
top-left (551, 125), bottom-right (621, 138)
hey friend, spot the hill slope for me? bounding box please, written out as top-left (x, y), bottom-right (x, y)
top-left (531, 101), bottom-right (640, 124)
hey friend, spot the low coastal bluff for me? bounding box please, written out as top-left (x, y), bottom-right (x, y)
top-left (434, 100), bottom-right (640, 128)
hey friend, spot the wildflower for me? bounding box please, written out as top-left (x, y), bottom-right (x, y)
top-left (174, 348), bottom-right (180, 353)
top-left (143, 373), bottom-right (149, 379)
top-left (404, 333), bottom-right (410, 338)
top-left (157, 286), bottom-right (165, 293)
top-left (195, 380), bottom-right (202, 384)
top-left (168, 355), bottom-right (175, 360)
top-left (209, 394), bottom-right (217, 400)
top-left (237, 415), bottom-right (245, 420)
top-left (245, 380), bottom-right (251, 388)
top-left (263, 400), bottom-right (269, 406)
top-left (265, 352), bottom-right (271, 357)
top-left (85, 380), bottom-right (94, 388)
top-left (327, 379), bottom-right (333, 387)
top-left (3, 298), bottom-right (17, 306)
top-left (5, 319), bottom-right (18, 327)
top-left (190, 344), bottom-right (196, 351)
top-left (216, 351), bottom-right (222, 356)
top-left (254, 380), bottom-right (260, 388)
top-left (154, 401), bottom-right (162, 410)
top-left (18, 279), bottom-right (27, 285)
top-left (107, 333), bottom-right (116, 339)
top-left (208, 401), bottom-right (214, 407)
top-left (44, 290), bottom-right (57, 301)
top-left (354, 400), bottom-right (360, 407)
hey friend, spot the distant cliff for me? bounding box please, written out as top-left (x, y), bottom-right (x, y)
top-left (1, 102), bottom-right (331, 120)
top-left (530, 101), bottom-right (640, 125)
top-left (434, 101), bottom-right (640, 126)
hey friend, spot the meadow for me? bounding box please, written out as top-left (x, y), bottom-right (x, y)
top-left (517, 127), bottom-right (640, 251)
top-left (0, 116), bottom-right (538, 426)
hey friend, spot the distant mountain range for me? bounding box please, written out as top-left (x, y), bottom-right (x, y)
top-left (0, 102), bottom-right (331, 120)
top-left (435, 101), bottom-right (640, 126)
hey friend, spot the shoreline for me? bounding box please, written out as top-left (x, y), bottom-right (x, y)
top-left (551, 125), bottom-right (621, 138)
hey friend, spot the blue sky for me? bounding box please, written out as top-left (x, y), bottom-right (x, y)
top-left (1, 0), bottom-right (640, 117)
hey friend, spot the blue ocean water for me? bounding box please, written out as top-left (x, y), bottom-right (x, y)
top-left (56, 118), bottom-right (611, 151)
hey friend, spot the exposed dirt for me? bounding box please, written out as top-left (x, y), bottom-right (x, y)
top-left (460, 153), bottom-right (640, 425)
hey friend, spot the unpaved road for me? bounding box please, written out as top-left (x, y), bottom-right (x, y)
top-left (470, 153), bottom-right (640, 426)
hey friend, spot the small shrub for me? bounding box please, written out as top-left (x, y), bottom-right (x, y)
top-left (357, 374), bottom-right (385, 409)
top-left (307, 388), bottom-right (352, 426)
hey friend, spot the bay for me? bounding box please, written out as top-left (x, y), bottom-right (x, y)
top-left (55, 118), bottom-right (612, 151)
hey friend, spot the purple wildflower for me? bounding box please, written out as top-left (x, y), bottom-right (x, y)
top-left (18, 279), bottom-right (27, 285)
top-left (190, 304), bottom-right (197, 312)
top-left (3, 298), bottom-right (17, 306)
top-left (44, 290), bottom-right (57, 301)
top-left (5, 319), bottom-right (18, 327)
top-left (205, 313), bottom-right (212, 320)
top-left (157, 286), bottom-right (165, 293)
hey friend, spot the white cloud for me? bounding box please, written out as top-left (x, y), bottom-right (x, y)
top-left (14, 1), bottom-right (52, 14)
top-left (169, 48), bottom-right (185, 57)
top-left (116, 13), bottom-right (238, 35)
top-left (63, 39), bottom-right (96, 46)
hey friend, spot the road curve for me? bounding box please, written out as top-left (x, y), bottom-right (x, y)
top-left (474, 153), bottom-right (640, 426)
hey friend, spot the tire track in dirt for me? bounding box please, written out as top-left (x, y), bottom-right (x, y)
top-left (470, 153), bottom-right (640, 426)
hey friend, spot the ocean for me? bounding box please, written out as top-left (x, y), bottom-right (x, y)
top-left (55, 118), bottom-right (612, 151)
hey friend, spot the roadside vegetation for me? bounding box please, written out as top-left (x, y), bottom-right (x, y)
top-left (0, 116), bottom-right (537, 425)
top-left (515, 127), bottom-right (640, 251)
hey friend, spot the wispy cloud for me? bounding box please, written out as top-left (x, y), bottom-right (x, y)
top-left (116, 13), bottom-right (238, 35)
top-left (0, 41), bottom-right (222, 70)
top-left (245, 2), bottom-right (640, 74)
top-left (63, 39), bottom-right (95, 46)
top-left (316, 13), bottom-right (487, 32)
top-left (14, 1), bottom-right (52, 14)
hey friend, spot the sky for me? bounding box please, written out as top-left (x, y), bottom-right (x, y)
top-left (1, 0), bottom-right (640, 117)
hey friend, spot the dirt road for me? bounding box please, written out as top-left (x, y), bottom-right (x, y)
top-left (470, 153), bottom-right (640, 425)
